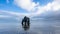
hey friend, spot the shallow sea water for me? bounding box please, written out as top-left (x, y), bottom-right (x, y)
top-left (0, 20), bottom-right (60, 34)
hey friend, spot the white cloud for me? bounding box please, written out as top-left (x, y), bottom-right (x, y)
top-left (14, 0), bottom-right (60, 17)
top-left (0, 10), bottom-right (30, 21)
top-left (0, 10), bottom-right (32, 18)
top-left (14, 0), bottom-right (39, 12)
top-left (51, 1), bottom-right (60, 11)
top-left (35, 0), bottom-right (60, 15)
top-left (0, 15), bottom-right (11, 18)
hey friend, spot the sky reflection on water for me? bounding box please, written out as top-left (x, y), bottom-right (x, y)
top-left (0, 20), bottom-right (60, 34)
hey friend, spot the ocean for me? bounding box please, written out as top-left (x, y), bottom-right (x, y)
top-left (0, 20), bottom-right (60, 34)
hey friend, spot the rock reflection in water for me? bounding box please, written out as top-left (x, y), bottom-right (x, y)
top-left (22, 23), bottom-right (30, 31)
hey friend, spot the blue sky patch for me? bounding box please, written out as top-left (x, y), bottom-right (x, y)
top-left (33, 0), bottom-right (53, 6)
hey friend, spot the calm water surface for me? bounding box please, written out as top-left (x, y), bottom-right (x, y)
top-left (0, 20), bottom-right (60, 34)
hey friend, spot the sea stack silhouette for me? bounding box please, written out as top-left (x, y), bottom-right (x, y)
top-left (21, 16), bottom-right (30, 31)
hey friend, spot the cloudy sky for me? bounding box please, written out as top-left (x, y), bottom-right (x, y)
top-left (0, 0), bottom-right (60, 23)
